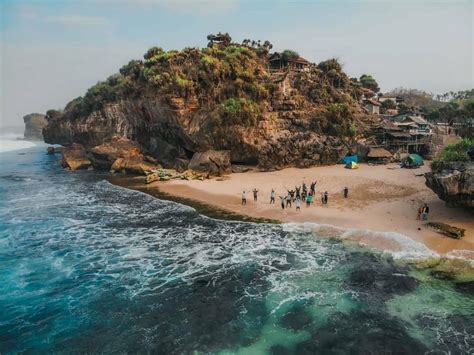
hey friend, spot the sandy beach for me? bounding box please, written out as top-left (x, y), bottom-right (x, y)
top-left (113, 163), bottom-right (474, 259)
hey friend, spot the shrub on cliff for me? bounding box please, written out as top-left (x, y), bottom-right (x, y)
top-left (432, 139), bottom-right (474, 170)
top-left (324, 103), bottom-right (356, 137)
top-left (221, 98), bottom-right (261, 125)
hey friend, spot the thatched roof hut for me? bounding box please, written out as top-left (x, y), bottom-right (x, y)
top-left (368, 147), bottom-right (393, 159)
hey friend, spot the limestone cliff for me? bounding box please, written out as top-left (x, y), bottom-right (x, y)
top-left (23, 113), bottom-right (47, 141)
top-left (44, 37), bottom-right (377, 171)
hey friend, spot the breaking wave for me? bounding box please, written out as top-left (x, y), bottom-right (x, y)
top-left (0, 132), bottom-right (38, 153)
top-left (1, 145), bottom-right (473, 354)
top-left (283, 222), bottom-right (439, 260)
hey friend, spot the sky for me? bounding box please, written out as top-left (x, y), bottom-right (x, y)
top-left (0, 0), bottom-right (473, 128)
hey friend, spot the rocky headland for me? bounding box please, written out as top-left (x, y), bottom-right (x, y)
top-left (43, 34), bottom-right (378, 174)
top-left (425, 140), bottom-right (474, 209)
top-left (23, 113), bottom-right (48, 141)
top-left (425, 161), bottom-right (474, 208)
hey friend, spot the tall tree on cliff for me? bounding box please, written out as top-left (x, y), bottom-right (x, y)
top-left (359, 74), bottom-right (380, 93)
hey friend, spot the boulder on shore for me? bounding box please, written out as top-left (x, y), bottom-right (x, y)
top-left (189, 150), bottom-right (231, 176)
top-left (89, 136), bottom-right (144, 169)
top-left (111, 157), bottom-right (158, 175)
top-left (425, 162), bottom-right (474, 208)
top-left (61, 143), bottom-right (91, 171)
top-left (89, 136), bottom-right (160, 174)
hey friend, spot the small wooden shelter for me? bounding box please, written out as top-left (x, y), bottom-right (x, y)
top-left (367, 147), bottom-right (393, 164)
top-left (268, 52), bottom-right (310, 71)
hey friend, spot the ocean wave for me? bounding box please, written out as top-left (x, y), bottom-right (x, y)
top-left (0, 134), bottom-right (37, 153)
top-left (283, 222), bottom-right (439, 260)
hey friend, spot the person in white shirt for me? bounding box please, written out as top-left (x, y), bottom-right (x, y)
top-left (295, 198), bottom-right (301, 211)
top-left (241, 191), bottom-right (247, 205)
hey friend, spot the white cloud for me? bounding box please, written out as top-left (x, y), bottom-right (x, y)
top-left (45, 15), bottom-right (111, 27)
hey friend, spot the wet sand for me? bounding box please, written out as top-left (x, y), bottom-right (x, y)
top-left (110, 163), bottom-right (474, 259)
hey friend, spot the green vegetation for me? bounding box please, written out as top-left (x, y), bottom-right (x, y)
top-left (221, 98), bottom-right (261, 125)
top-left (432, 139), bottom-right (474, 170)
top-left (324, 103), bottom-right (356, 137)
top-left (359, 74), bottom-right (379, 93)
top-left (380, 99), bottom-right (397, 113)
top-left (282, 49), bottom-right (299, 61)
top-left (317, 58), bottom-right (342, 73)
top-left (54, 33), bottom-right (366, 139)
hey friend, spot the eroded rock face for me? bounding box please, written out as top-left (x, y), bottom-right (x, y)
top-left (23, 113), bottom-right (48, 141)
top-left (89, 136), bottom-right (143, 169)
top-left (61, 143), bottom-right (92, 171)
top-left (189, 150), bottom-right (231, 176)
top-left (259, 132), bottom-right (349, 170)
top-left (43, 68), bottom-right (376, 172)
top-left (89, 136), bottom-right (159, 174)
top-left (425, 162), bottom-right (474, 208)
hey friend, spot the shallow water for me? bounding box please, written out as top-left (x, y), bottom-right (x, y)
top-left (0, 145), bottom-right (473, 354)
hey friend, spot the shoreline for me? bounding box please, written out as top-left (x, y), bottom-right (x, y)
top-left (108, 163), bottom-right (474, 261)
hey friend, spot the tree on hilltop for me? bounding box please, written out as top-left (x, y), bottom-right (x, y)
top-left (359, 74), bottom-right (379, 93)
top-left (282, 49), bottom-right (299, 61)
top-left (207, 32), bottom-right (232, 47)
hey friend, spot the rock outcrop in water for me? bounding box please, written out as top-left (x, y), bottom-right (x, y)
top-left (23, 113), bottom-right (47, 141)
top-left (43, 35), bottom-right (378, 172)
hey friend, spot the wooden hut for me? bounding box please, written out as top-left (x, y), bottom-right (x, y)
top-left (268, 52), bottom-right (310, 71)
top-left (367, 147), bottom-right (393, 164)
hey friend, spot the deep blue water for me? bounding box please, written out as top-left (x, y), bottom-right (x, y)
top-left (0, 143), bottom-right (473, 354)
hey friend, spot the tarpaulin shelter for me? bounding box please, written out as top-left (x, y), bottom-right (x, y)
top-left (341, 155), bottom-right (358, 165)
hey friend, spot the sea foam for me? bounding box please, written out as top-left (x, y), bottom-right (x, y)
top-left (0, 133), bottom-right (37, 153)
top-left (283, 222), bottom-right (439, 260)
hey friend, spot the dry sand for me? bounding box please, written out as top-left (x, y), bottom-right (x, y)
top-left (117, 163), bottom-right (474, 259)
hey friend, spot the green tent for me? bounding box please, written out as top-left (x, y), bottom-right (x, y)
top-left (407, 154), bottom-right (424, 167)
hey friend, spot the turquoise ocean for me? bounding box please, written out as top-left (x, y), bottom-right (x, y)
top-left (0, 134), bottom-right (473, 354)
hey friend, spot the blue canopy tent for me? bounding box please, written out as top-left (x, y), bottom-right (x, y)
top-left (341, 155), bottom-right (358, 165)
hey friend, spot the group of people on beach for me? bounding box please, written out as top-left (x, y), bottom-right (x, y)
top-left (241, 181), bottom-right (350, 212)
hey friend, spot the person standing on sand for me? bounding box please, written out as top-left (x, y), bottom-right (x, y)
top-left (279, 196), bottom-right (286, 210)
top-left (295, 186), bottom-right (301, 200)
top-left (286, 192), bottom-right (292, 208)
top-left (288, 189), bottom-right (295, 201)
top-left (306, 194), bottom-right (312, 207)
top-left (252, 188), bottom-right (259, 202)
top-left (417, 205), bottom-right (423, 220)
top-left (241, 191), bottom-right (247, 206)
top-left (324, 191), bottom-right (328, 205)
top-left (343, 187), bottom-right (349, 198)
top-left (310, 181), bottom-right (317, 195)
top-left (270, 189), bottom-right (276, 204)
top-left (422, 203), bottom-right (430, 221)
top-left (295, 197), bottom-right (301, 211)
